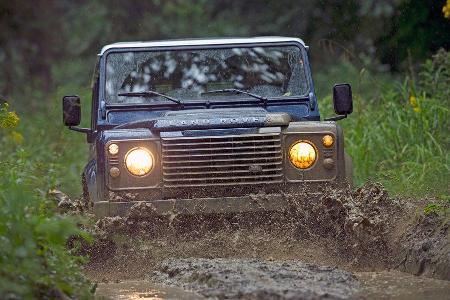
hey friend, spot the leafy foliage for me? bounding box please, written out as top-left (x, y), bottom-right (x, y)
top-left (0, 101), bottom-right (92, 298)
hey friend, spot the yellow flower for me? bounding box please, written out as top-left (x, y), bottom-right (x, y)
top-left (0, 103), bottom-right (20, 129)
top-left (444, 0), bottom-right (450, 18)
top-left (409, 95), bottom-right (421, 113)
top-left (409, 95), bottom-right (418, 107)
top-left (0, 111), bottom-right (20, 128)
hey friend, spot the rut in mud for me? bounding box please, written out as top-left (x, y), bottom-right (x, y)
top-left (74, 183), bottom-right (449, 298)
top-left (152, 258), bottom-right (360, 299)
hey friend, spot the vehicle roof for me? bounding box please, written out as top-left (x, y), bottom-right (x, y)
top-left (99, 36), bottom-right (306, 55)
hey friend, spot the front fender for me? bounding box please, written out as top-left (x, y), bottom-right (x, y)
top-left (83, 159), bottom-right (98, 203)
top-left (344, 152), bottom-right (353, 187)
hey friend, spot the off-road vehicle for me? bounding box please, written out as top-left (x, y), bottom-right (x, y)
top-left (63, 37), bottom-right (353, 217)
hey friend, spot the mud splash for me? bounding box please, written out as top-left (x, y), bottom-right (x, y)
top-left (396, 212), bottom-right (450, 279)
top-left (82, 183), bottom-right (449, 298)
top-left (88, 183), bottom-right (409, 269)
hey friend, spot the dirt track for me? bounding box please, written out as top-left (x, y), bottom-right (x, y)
top-left (75, 183), bottom-right (449, 299)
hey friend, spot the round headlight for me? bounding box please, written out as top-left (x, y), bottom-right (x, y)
top-left (289, 141), bottom-right (317, 169)
top-left (125, 147), bottom-right (154, 176)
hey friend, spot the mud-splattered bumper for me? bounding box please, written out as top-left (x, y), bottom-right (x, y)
top-left (92, 193), bottom-right (321, 218)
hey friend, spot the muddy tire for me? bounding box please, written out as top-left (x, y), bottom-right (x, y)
top-left (81, 174), bottom-right (91, 210)
top-left (344, 152), bottom-right (353, 187)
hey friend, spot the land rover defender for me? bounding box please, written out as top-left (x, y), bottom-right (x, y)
top-left (62, 37), bottom-right (353, 217)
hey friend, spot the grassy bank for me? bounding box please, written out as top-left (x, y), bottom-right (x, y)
top-left (316, 50), bottom-right (449, 199)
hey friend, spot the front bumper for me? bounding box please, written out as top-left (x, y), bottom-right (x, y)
top-left (93, 192), bottom-right (322, 218)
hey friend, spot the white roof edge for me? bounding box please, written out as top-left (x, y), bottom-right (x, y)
top-left (99, 37), bottom-right (306, 55)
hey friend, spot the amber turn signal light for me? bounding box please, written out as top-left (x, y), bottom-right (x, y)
top-left (322, 135), bottom-right (334, 147)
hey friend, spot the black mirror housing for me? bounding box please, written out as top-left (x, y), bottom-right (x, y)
top-left (333, 84), bottom-right (353, 115)
top-left (63, 95), bottom-right (81, 126)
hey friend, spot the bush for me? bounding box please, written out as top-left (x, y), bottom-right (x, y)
top-left (0, 102), bottom-right (93, 298)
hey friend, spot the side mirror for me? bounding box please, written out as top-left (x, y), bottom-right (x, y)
top-left (62, 95), bottom-right (81, 126)
top-left (333, 83), bottom-right (353, 115)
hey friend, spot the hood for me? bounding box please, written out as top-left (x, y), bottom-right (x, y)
top-left (112, 107), bottom-right (291, 131)
top-left (153, 108), bottom-right (291, 131)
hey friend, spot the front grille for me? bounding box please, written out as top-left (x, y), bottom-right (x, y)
top-left (161, 133), bottom-right (283, 187)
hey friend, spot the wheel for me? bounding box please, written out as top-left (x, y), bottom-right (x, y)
top-left (344, 152), bottom-right (353, 188)
top-left (81, 174), bottom-right (92, 210)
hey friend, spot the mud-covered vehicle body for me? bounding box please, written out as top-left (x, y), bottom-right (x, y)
top-left (63, 37), bottom-right (353, 217)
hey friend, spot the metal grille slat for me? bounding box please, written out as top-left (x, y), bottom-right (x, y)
top-left (163, 161), bottom-right (282, 170)
top-left (164, 179), bottom-right (283, 188)
top-left (163, 139), bottom-right (281, 147)
top-left (163, 150), bottom-right (281, 158)
top-left (163, 167), bottom-right (283, 176)
top-left (163, 134), bottom-right (279, 141)
top-left (162, 133), bottom-right (283, 187)
top-left (164, 174), bottom-right (283, 182)
top-left (163, 144), bottom-right (281, 153)
top-left (162, 156), bottom-right (282, 165)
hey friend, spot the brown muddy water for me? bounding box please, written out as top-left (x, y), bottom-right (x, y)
top-left (96, 270), bottom-right (450, 300)
top-left (95, 281), bottom-right (204, 299)
top-left (77, 183), bottom-right (449, 299)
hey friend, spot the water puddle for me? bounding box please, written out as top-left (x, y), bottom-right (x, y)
top-left (95, 271), bottom-right (450, 300)
top-left (95, 280), bottom-right (204, 300)
top-left (356, 271), bottom-right (450, 300)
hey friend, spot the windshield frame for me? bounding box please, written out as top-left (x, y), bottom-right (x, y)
top-left (99, 41), bottom-right (313, 108)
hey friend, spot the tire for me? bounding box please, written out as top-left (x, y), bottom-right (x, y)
top-left (344, 152), bottom-right (353, 188)
top-left (81, 174), bottom-right (91, 209)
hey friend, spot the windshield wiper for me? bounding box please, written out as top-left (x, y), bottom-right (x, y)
top-left (118, 90), bottom-right (182, 105)
top-left (201, 88), bottom-right (268, 104)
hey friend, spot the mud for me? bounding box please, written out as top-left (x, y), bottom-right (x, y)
top-left (94, 266), bottom-right (450, 300)
top-left (355, 270), bottom-right (450, 300)
top-left (396, 212), bottom-right (450, 279)
top-left (95, 280), bottom-right (204, 299)
top-left (48, 189), bottom-right (87, 214)
top-left (152, 258), bottom-right (360, 299)
top-left (81, 183), bottom-right (450, 298)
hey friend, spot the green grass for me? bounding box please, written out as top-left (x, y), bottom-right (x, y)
top-left (315, 51), bottom-right (449, 198)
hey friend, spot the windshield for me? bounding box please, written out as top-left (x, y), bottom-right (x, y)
top-left (105, 45), bottom-right (309, 104)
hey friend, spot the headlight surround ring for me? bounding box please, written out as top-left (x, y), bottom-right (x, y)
top-left (288, 140), bottom-right (318, 169)
top-left (124, 147), bottom-right (154, 177)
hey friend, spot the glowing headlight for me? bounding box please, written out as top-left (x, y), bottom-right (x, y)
top-left (125, 147), bottom-right (154, 176)
top-left (289, 141), bottom-right (317, 169)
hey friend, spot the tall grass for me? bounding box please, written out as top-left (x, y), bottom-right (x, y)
top-left (316, 51), bottom-right (449, 198)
